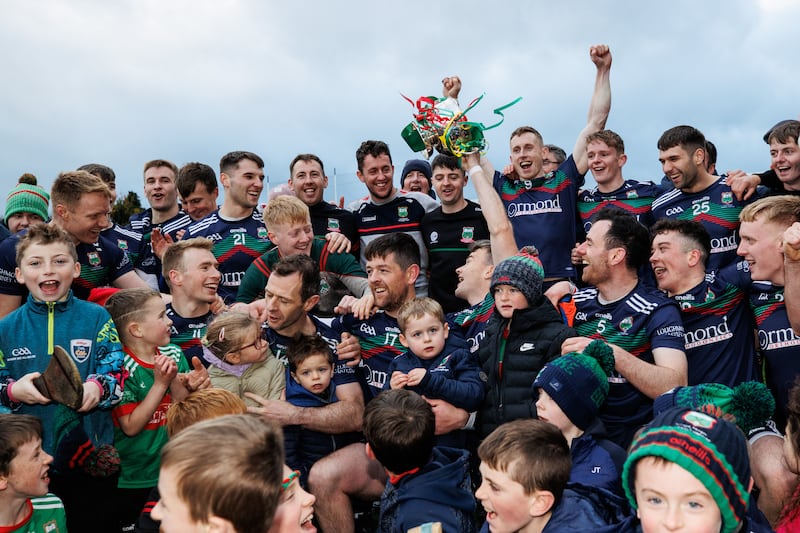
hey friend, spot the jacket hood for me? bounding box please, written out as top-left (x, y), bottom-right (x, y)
top-left (393, 446), bottom-right (475, 512)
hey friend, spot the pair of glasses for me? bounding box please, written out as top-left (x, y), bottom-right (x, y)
top-left (238, 336), bottom-right (267, 352)
top-left (542, 159), bottom-right (560, 166)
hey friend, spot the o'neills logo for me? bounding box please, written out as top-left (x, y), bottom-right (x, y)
top-left (669, 436), bottom-right (711, 466)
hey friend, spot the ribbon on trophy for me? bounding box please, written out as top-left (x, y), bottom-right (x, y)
top-left (401, 93), bottom-right (521, 158)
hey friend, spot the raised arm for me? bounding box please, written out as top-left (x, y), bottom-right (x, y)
top-left (463, 151), bottom-right (518, 263)
top-left (572, 44), bottom-right (612, 175)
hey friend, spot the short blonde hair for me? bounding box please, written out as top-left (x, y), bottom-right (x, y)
top-left (262, 195), bottom-right (310, 230)
top-left (739, 195), bottom-right (800, 228)
top-left (160, 414), bottom-right (283, 533)
top-left (397, 297), bottom-right (445, 332)
top-left (161, 237), bottom-right (214, 283)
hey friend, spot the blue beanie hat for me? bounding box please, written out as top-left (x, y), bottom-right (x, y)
top-left (533, 339), bottom-right (615, 429)
top-left (401, 159), bottom-right (435, 198)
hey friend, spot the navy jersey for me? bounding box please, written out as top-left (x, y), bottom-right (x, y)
top-left (166, 303), bottom-right (213, 367)
top-left (265, 315), bottom-right (357, 387)
top-left (350, 190), bottom-right (437, 297)
top-left (577, 179), bottom-right (662, 237)
top-left (572, 281), bottom-right (685, 447)
top-left (421, 200), bottom-right (490, 313)
top-left (183, 209), bottom-right (273, 303)
top-left (308, 201), bottom-right (359, 257)
top-left (493, 156), bottom-right (584, 279)
top-left (749, 282), bottom-right (800, 426)
top-left (673, 262), bottom-right (757, 387)
top-left (128, 209), bottom-right (193, 290)
top-left (651, 178), bottom-right (753, 273)
top-left (103, 223), bottom-right (144, 267)
top-left (331, 310), bottom-right (405, 399)
top-left (447, 293), bottom-right (495, 354)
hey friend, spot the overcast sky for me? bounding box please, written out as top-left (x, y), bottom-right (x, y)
top-left (1, 0), bottom-right (797, 213)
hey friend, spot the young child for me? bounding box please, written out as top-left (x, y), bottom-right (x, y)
top-left (388, 297), bottom-right (483, 448)
top-left (0, 223), bottom-right (125, 531)
top-left (476, 418), bottom-right (633, 533)
top-left (363, 389), bottom-right (476, 533)
top-left (478, 247), bottom-right (576, 438)
top-left (151, 414), bottom-right (284, 533)
top-left (622, 407), bottom-right (765, 533)
top-left (202, 311), bottom-right (285, 406)
top-left (533, 339), bottom-right (626, 495)
top-left (283, 334), bottom-right (361, 485)
top-left (105, 287), bottom-right (209, 532)
top-left (0, 414), bottom-right (67, 532)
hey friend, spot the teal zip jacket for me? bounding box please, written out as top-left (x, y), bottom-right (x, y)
top-left (0, 291), bottom-right (124, 460)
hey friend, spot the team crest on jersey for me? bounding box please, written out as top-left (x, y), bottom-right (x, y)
top-left (87, 251), bottom-right (100, 266)
top-left (70, 339), bottom-right (93, 363)
top-left (257, 227), bottom-right (268, 239)
top-left (117, 239), bottom-right (128, 251)
top-left (705, 288), bottom-right (715, 302)
top-left (461, 227), bottom-right (475, 243)
top-left (619, 316), bottom-right (634, 334)
top-left (43, 521), bottom-right (59, 532)
top-left (721, 191), bottom-right (733, 205)
top-left (429, 231), bottom-right (439, 244)
top-left (626, 190), bottom-right (639, 199)
top-left (682, 410), bottom-right (717, 429)
top-left (327, 218), bottom-right (340, 231)
top-left (398, 206), bottom-right (409, 220)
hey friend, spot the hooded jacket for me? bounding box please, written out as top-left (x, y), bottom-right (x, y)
top-left (479, 483), bottom-right (636, 533)
top-left (569, 418), bottom-right (626, 496)
top-left (379, 446), bottom-right (476, 533)
top-left (0, 292), bottom-right (124, 463)
top-left (283, 368), bottom-right (361, 484)
top-left (478, 297), bottom-right (575, 437)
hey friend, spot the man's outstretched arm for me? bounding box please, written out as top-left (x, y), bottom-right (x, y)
top-left (572, 44), bottom-right (612, 175)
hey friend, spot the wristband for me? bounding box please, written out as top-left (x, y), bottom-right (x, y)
top-left (464, 411), bottom-right (477, 430)
top-left (6, 379), bottom-right (18, 403)
top-left (468, 165), bottom-right (483, 176)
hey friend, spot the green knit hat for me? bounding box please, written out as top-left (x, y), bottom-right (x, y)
top-left (623, 408), bottom-right (750, 533)
top-left (653, 381), bottom-right (774, 435)
top-left (5, 182), bottom-right (50, 223)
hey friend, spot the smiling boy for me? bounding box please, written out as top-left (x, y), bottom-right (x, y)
top-left (0, 414), bottom-right (67, 533)
top-left (105, 287), bottom-right (210, 531)
top-left (622, 408), bottom-right (757, 533)
top-left (476, 418), bottom-right (632, 533)
top-left (0, 223), bottom-right (125, 531)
